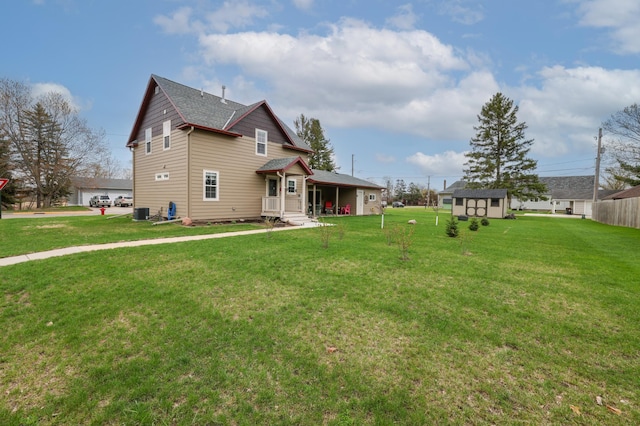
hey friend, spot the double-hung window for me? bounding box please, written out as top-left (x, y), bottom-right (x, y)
top-left (203, 170), bottom-right (219, 201)
top-left (163, 120), bottom-right (171, 150)
top-left (145, 127), bottom-right (152, 154)
top-left (256, 129), bottom-right (267, 156)
top-left (287, 178), bottom-right (296, 194)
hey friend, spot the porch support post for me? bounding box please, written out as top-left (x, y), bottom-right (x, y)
top-left (335, 187), bottom-right (339, 215)
top-left (313, 184), bottom-right (317, 217)
top-left (277, 172), bottom-right (286, 218)
top-left (302, 176), bottom-right (307, 215)
top-left (281, 173), bottom-right (286, 217)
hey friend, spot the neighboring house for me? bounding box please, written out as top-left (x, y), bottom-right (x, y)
top-left (126, 75), bottom-right (382, 222)
top-left (69, 177), bottom-right (132, 206)
top-left (451, 189), bottom-right (508, 219)
top-left (438, 180), bottom-right (468, 210)
top-left (512, 176), bottom-right (617, 216)
top-left (593, 184), bottom-right (640, 229)
top-left (601, 184), bottom-right (640, 200)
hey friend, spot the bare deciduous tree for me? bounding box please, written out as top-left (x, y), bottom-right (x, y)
top-left (0, 78), bottom-right (110, 207)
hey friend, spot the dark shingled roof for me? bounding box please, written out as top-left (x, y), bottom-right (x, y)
top-left (603, 184), bottom-right (640, 200)
top-left (453, 189), bottom-right (507, 199)
top-left (71, 177), bottom-right (132, 190)
top-left (256, 157), bottom-right (313, 175)
top-left (128, 75), bottom-right (311, 152)
top-left (539, 176), bottom-right (595, 199)
top-left (442, 180), bottom-right (468, 194)
top-left (308, 170), bottom-right (383, 189)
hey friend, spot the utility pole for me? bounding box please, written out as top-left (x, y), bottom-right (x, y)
top-left (593, 128), bottom-right (603, 203)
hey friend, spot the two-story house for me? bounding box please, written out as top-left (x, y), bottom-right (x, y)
top-left (126, 75), bottom-right (382, 222)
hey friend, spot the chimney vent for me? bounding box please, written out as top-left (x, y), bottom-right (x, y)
top-left (221, 85), bottom-right (227, 104)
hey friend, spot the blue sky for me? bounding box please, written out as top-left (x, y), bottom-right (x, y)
top-left (3, 0), bottom-right (640, 191)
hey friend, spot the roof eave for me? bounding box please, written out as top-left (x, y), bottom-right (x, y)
top-left (176, 122), bottom-right (242, 138)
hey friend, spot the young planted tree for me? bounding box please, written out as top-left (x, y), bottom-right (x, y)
top-left (294, 114), bottom-right (337, 171)
top-left (463, 93), bottom-right (546, 205)
top-left (602, 104), bottom-right (640, 187)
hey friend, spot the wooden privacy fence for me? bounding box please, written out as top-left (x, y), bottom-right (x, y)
top-left (592, 197), bottom-right (640, 229)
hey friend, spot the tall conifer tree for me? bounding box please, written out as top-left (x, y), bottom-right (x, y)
top-left (463, 92), bottom-right (546, 203)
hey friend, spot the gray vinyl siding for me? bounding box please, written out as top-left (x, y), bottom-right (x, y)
top-left (189, 130), bottom-right (309, 221)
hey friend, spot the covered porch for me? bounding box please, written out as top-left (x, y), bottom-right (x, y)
top-left (307, 169), bottom-right (384, 217)
top-left (256, 156), bottom-right (313, 219)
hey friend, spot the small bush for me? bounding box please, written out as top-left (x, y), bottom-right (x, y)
top-left (469, 218), bottom-right (479, 231)
top-left (445, 217), bottom-right (459, 237)
top-left (481, 218), bottom-right (490, 226)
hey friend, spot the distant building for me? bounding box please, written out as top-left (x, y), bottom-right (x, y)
top-left (69, 177), bottom-right (132, 206)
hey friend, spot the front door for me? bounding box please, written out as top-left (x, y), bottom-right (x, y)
top-left (268, 178), bottom-right (278, 197)
top-left (356, 190), bottom-right (364, 215)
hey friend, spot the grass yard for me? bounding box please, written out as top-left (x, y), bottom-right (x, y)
top-left (1, 210), bottom-right (639, 424)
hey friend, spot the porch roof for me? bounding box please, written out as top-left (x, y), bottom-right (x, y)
top-left (308, 169), bottom-right (383, 189)
top-left (255, 156), bottom-right (313, 175)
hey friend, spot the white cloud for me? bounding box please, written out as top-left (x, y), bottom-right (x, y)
top-left (438, 0), bottom-right (484, 25)
top-left (31, 82), bottom-right (82, 110)
top-left (155, 1), bottom-right (268, 35)
top-left (154, 7), bottom-right (197, 35)
top-left (575, 0), bottom-right (640, 54)
top-left (292, 0), bottom-right (313, 11)
top-left (157, 3), bottom-right (640, 176)
top-left (197, 18), bottom-right (484, 139)
top-left (386, 4), bottom-right (419, 30)
top-left (406, 150), bottom-right (468, 176)
top-left (514, 66), bottom-right (640, 158)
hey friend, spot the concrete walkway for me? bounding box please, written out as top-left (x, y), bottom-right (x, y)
top-left (0, 224), bottom-right (319, 267)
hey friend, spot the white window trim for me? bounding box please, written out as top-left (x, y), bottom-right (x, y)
top-left (369, 193), bottom-right (376, 201)
top-left (256, 129), bottom-right (267, 156)
top-left (155, 173), bottom-right (170, 181)
top-left (203, 170), bottom-right (219, 201)
top-left (145, 127), bottom-right (152, 154)
top-left (287, 178), bottom-right (297, 194)
top-left (163, 120), bottom-right (171, 150)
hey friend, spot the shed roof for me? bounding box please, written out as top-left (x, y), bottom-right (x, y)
top-left (453, 189), bottom-right (508, 198)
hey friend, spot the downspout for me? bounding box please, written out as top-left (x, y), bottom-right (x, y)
top-left (186, 126), bottom-right (195, 218)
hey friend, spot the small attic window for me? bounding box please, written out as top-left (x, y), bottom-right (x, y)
top-left (154, 86), bottom-right (160, 95)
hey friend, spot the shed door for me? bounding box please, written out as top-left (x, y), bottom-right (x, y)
top-left (466, 199), bottom-right (487, 217)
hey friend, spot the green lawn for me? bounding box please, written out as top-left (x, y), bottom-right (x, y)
top-left (1, 210), bottom-right (639, 425)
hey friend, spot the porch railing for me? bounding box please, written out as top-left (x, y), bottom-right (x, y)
top-left (261, 196), bottom-right (304, 217)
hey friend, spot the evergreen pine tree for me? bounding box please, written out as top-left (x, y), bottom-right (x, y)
top-left (463, 93), bottom-right (546, 205)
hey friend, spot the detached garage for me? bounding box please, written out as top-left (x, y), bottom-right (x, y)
top-left (69, 177), bottom-right (132, 206)
top-left (452, 189), bottom-right (508, 219)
